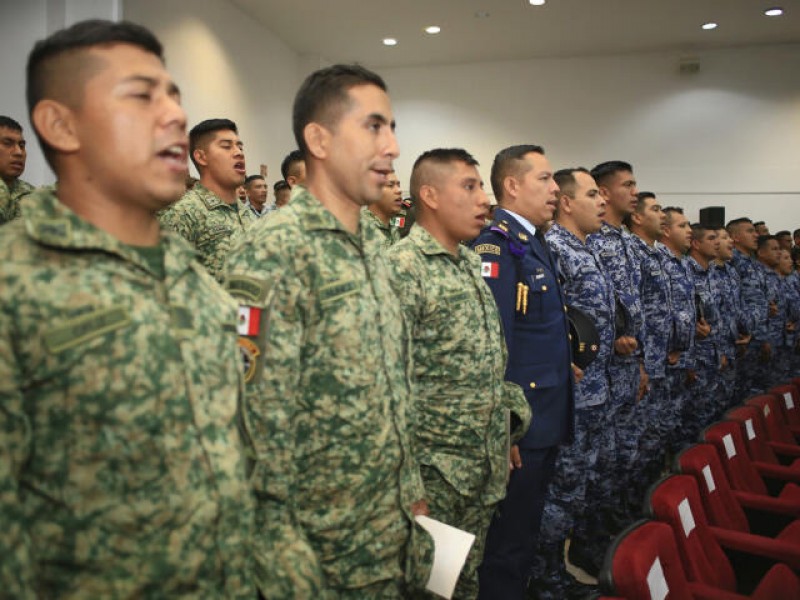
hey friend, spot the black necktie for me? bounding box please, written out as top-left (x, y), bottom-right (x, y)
top-left (535, 229), bottom-right (555, 270)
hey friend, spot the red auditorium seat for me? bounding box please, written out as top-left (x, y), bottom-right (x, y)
top-left (774, 383), bottom-right (800, 430)
top-left (599, 520), bottom-right (695, 600)
top-left (676, 443), bottom-right (800, 534)
top-left (747, 395), bottom-right (800, 447)
top-left (645, 475), bottom-right (800, 582)
top-left (703, 421), bottom-right (800, 501)
top-left (725, 405), bottom-right (800, 467)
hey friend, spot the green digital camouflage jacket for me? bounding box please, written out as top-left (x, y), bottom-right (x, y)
top-left (362, 206), bottom-right (401, 248)
top-left (387, 225), bottom-right (531, 505)
top-left (159, 182), bottom-right (254, 282)
top-left (224, 186), bottom-right (432, 598)
top-left (0, 189), bottom-right (254, 598)
top-left (0, 178), bottom-right (34, 225)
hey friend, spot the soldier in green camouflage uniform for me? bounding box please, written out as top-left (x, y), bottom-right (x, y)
top-left (159, 119), bottom-right (254, 282)
top-left (0, 116), bottom-right (35, 225)
top-left (224, 64), bottom-right (432, 599)
top-left (1, 20), bottom-right (254, 598)
top-left (386, 149), bottom-right (530, 599)
top-left (363, 169), bottom-right (403, 246)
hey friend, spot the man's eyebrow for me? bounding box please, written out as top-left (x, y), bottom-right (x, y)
top-left (121, 75), bottom-right (181, 97)
top-left (367, 113), bottom-right (396, 131)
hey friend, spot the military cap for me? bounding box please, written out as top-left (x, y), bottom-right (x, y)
top-left (567, 304), bottom-right (601, 369)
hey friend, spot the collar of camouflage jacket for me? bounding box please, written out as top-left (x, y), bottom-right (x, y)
top-left (21, 187), bottom-right (198, 278)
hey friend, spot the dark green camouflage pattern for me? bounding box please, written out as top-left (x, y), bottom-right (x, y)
top-left (0, 189), bottom-right (254, 598)
top-left (0, 178), bottom-right (34, 225)
top-left (224, 186), bottom-right (432, 598)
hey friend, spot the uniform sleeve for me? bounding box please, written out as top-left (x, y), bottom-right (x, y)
top-left (225, 268), bottom-right (326, 599)
top-left (159, 201), bottom-right (201, 244)
top-left (384, 250), bottom-right (428, 504)
top-left (0, 306), bottom-right (35, 597)
top-left (473, 238), bottom-right (518, 359)
top-left (741, 270), bottom-right (769, 343)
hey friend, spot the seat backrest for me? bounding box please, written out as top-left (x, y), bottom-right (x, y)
top-left (772, 383), bottom-right (800, 427)
top-left (725, 405), bottom-right (780, 465)
top-left (676, 443), bottom-right (750, 534)
top-left (645, 475), bottom-right (737, 592)
top-left (747, 395), bottom-right (797, 446)
top-left (703, 420), bottom-right (769, 496)
top-left (600, 519), bottom-right (694, 600)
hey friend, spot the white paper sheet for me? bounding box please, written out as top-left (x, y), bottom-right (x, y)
top-left (678, 497), bottom-right (696, 538)
top-left (745, 419), bottom-right (755, 440)
top-left (702, 465), bottom-right (716, 493)
top-left (722, 433), bottom-right (736, 458)
top-left (415, 515), bottom-right (476, 599)
top-left (785, 392), bottom-right (795, 410)
top-left (647, 556), bottom-right (669, 600)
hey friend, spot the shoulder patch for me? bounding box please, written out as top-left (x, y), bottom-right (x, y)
top-left (474, 243), bottom-right (501, 256)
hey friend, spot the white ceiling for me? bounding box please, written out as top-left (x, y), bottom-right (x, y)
top-left (228, 0), bottom-right (800, 68)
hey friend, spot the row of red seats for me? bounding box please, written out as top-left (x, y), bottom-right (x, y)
top-left (595, 380), bottom-right (800, 600)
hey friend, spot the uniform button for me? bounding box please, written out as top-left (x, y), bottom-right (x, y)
top-left (542, 285), bottom-right (548, 291)
top-left (529, 382), bottom-right (537, 389)
top-left (564, 305), bottom-right (568, 312)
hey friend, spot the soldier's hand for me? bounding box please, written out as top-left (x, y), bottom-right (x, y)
top-left (760, 343), bottom-right (772, 363)
top-left (686, 369), bottom-right (697, 386)
top-left (614, 336), bottom-right (638, 356)
top-left (411, 499), bottom-right (430, 517)
top-left (769, 301), bottom-right (778, 317)
top-left (509, 445), bottom-right (523, 471)
top-left (787, 321), bottom-right (796, 333)
top-left (637, 364), bottom-right (649, 402)
top-left (667, 351), bottom-right (681, 366)
top-left (735, 333), bottom-right (752, 346)
top-left (696, 318), bottom-right (711, 339)
top-left (571, 363), bottom-right (584, 384)
top-left (720, 355), bottom-right (729, 370)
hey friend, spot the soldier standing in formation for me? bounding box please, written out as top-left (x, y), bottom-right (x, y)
top-left (0, 20), bottom-right (253, 597)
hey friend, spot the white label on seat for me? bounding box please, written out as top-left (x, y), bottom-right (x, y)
top-left (647, 556), bottom-right (669, 600)
top-left (764, 405), bottom-right (770, 417)
top-left (723, 433), bottom-right (736, 458)
top-left (785, 392), bottom-right (795, 410)
top-left (702, 465), bottom-right (716, 493)
top-left (745, 419), bottom-right (756, 440)
top-left (678, 497), bottom-right (696, 537)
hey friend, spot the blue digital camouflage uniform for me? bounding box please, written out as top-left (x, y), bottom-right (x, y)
top-left (628, 235), bottom-right (674, 500)
top-left (656, 242), bottom-right (696, 449)
top-left (711, 262), bottom-right (747, 410)
top-left (530, 223), bottom-right (615, 598)
top-left (784, 271), bottom-right (800, 376)
top-left (760, 262), bottom-right (787, 387)
top-left (0, 189), bottom-right (254, 598)
top-left (777, 273), bottom-right (800, 382)
top-left (732, 248), bottom-right (770, 397)
top-left (386, 225), bottom-right (531, 600)
top-left (471, 209), bottom-right (574, 600)
top-left (587, 223), bottom-right (645, 523)
top-left (223, 186), bottom-right (433, 599)
top-left (686, 256), bottom-right (723, 438)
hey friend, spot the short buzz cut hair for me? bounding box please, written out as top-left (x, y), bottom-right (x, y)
top-left (662, 206), bottom-right (684, 227)
top-left (553, 167), bottom-right (590, 198)
top-left (244, 174), bottom-right (264, 187)
top-left (188, 118), bottom-right (238, 171)
top-left (726, 217), bottom-right (753, 235)
top-left (26, 19), bottom-right (163, 166)
top-left (410, 147), bottom-right (479, 203)
top-left (757, 234), bottom-right (777, 251)
top-left (292, 64), bottom-right (387, 155)
top-left (273, 180), bottom-right (291, 193)
top-left (0, 116), bottom-right (23, 132)
top-left (280, 149), bottom-right (304, 180)
top-left (775, 230), bottom-right (791, 238)
top-left (590, 160), bottom-right (634, 187)
top-left (691, 222), bottom-right (715, 242)
top-left (490, 144), bottom-right (544, 202)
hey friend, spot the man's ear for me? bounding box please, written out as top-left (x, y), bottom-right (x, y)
top-left (304, 123), bottom-right (330, 160)
top-left (417, 184), bottom-right (438, 212)
top-left (31, 99), bottom-right (80, 154)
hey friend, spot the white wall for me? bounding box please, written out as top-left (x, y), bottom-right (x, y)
top-left (124, 0), bottom-right (301, 187)
top-left (381, 44), bottom-right (800, 232)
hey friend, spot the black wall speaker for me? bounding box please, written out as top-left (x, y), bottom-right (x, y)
top-left (699, 206), bottom-right (725, 228)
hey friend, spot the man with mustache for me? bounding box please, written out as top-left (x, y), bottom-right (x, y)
top-left (0, 116), bottom-right (34, 225)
